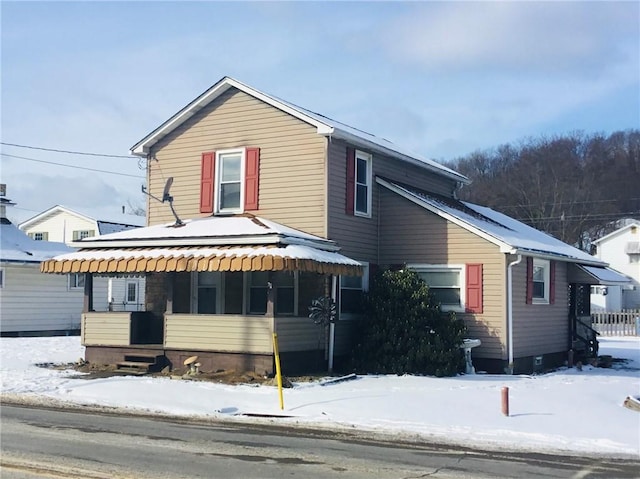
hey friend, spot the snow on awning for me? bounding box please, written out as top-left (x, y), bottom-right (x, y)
top-left (40, 244), bottom-right (363, 276)
top-left (569, 264), bottom-right (631, 286)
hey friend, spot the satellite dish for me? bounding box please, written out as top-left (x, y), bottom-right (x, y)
top-left (141, 177), bottom-right (184, 227)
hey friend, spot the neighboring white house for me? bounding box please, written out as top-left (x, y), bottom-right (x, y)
top-left (19, 205), bottom-right (146, 312)
top-left (591, 220), bottom-right (640, 311)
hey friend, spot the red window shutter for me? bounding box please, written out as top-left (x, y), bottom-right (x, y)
top-left (200, 151), bottom-right (215, 213)
top-left (465, 264), bottom-right (483, 313)
top-left (345, 147), bottom-right (355, 215)
top-left (526, 257), bottom-right (533, 304)
top-left (245, 147), bottom-right (260, 210)
top-left (549, 261), bottom-right (556, 304)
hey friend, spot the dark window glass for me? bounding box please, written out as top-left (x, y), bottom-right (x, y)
top-left (276, 288), bottom-right (294, 314)
top-left (198, 287), bottom-right (216, 314)
top-left (250, 287), bottom-right (268, 314)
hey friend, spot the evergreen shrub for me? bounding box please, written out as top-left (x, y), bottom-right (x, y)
top-left (352, 268), bottom-right (467, 377)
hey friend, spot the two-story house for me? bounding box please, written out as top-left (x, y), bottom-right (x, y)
top-left (42, 77), bottom-right (625, 374)
top-left (591, 220), bottom-right (640, 311)
top-left (20, 205), bottom-right (146, 312)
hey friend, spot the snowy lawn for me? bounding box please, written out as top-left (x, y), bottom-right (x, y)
top-left (1, 336), bottom-right (638, 458)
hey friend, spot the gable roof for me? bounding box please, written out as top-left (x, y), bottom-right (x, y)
top-left (378, 178), bottom-right (605, 266)
top-left (19, 205), bottom-right (145, 233)
top-left (1, 223), bottom-right (73, 263)
top-left (592, 220), bottom-right (640, 245)
top-left (130, 76), bottom-right (468, 185)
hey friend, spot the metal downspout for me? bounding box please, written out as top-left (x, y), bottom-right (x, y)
top-left (507, 254), bottom-right (522, 374)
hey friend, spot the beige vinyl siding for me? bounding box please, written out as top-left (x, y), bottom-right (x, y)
top-left (275, 317), bottom-right (325, 352)
top-left (326, 138), bottom-right (459, 261)
top-left (378, 189), bottom-right (506, 359)
top-left (82, 312), bottom-right (131, 346)
top-left (510, 259), bottom-right (570, 357)
top-left (147, 88), bottom-right (327, 237)
top-left (164, 314), bottom-right (273, 353)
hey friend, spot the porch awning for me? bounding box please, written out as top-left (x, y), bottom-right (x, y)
top-left (40, 244), bottom-right (363, 276)
top-left (568, 264), bottom-right (631, 286)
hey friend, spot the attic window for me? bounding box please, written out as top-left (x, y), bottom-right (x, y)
top-left (28, 232), bottom-right (48, 241)
top-left (73, 230), bottom-right (95, 240)
top-left (216, 150), bottom-right (244, 213)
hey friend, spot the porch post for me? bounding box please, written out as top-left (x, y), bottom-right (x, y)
top-left (166, 272), bottom-right (174, 314)
top-left (83, 273), bottom-right (93, 312)
top-left (328, 275), bottom-right (338, 372)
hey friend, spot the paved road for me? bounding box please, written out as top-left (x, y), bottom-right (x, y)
top-left (1, 405), bottom-right (637, 478)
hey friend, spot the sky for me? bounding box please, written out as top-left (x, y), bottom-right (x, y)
top-left (1, 335), bottom-right (639, 457)
top-left (1, 1), bottom-right (639, 225)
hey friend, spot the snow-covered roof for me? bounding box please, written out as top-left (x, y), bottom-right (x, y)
top-left (75, 215), bottom-right (338, 251)
top-left (378, 178), bottom-right (606, 266)
top-left (577, 265), bottom-right (631, 285)
top-left (592, 220), bottom-right (640, 245)
top-left (19, 205), bottom-right (145, 230)
top-left (1, 223), bottom-right (73, 263)
top-left (130, 76), bottom-right (468, 185)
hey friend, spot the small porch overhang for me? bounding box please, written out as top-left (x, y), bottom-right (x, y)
top-left (567, 263), bottom-right (631, 286)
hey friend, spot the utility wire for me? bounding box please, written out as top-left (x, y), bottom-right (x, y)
top-left (1, 141), bottom-right (135, 159)
top-left (1, 153), bottom-right (145, 178)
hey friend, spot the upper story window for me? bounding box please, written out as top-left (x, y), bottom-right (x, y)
top-left (200, 147), bottom-right (260, 215)
top-left (28, 232), bottom-right (48, 241)
top-left (217, 150), bottom-right (244, 213)
top-left (346, 148), bottom-right (372, 218)
top-left (73, 230), bottom-right (95, 241)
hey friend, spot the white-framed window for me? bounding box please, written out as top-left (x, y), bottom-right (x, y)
top-left (28, 232), bottom-right (48, 241)
top-left (246, 271), bottom-right (297, 315)
top-left (73, 230), bottom-right (95, 241)
top-left (126, 282), bottom-right (138, 303)
top-left (532, 258), bottom-right (550, 303)
top-left (192, 272), bottom-right (222, 314)
top-left (354, 150), bottom-right (372, 217)
top-left (411, 264), bottom-right (465, 312)
top-left (340, 262), bottom-right (369, 319)
top-left (69, 273), bottom-right (85, 289)
top-left (215, 149), bottom-right (245, 214)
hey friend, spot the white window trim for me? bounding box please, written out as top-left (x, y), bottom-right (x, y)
top-left (354, 150), bottom-right (372, 218)
top-left (214, 148), bottom-right (245, 215)
top-left (532, 258), bottom-right (550, 304)
top-left (409, 264), bottom-right (466, 313)
top-left (191, 271), bottom-right (223, 314)
top-left (68, 273), bottom-right (85, 290)
top-left (339, 262), bottom-right (369, 320)
top-left (126, 281), bottom-right (138, 303)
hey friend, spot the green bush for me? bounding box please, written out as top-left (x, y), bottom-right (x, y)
top-left (351, 268), bottom-right (467, 377)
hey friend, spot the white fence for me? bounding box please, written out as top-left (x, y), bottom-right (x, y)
top-left (591, 310), bottom-right (640, 336)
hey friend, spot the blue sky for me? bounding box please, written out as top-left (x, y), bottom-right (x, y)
top-left (2, 1), bottom-right (638, 224)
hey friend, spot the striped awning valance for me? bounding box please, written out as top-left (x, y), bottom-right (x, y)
top-left (40, 244), bottom-right (363, 276)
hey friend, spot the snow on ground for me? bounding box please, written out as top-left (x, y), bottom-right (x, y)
top-left (1, 336), bottom-right (639, 458)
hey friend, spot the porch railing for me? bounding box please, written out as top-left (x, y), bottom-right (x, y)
top-left (591, 310), bottom-right (640, 336)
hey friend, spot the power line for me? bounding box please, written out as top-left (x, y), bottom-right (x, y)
top-left (1, 142), bottom-right (135, 159)
top-left (1, 153), bottom-right (145, 179)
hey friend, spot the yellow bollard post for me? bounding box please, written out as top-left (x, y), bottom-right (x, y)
top-left (273, 333), bottom-right (284, 410)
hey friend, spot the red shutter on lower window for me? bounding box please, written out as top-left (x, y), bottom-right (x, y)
top-left (346, 147), bottom-right (355, 215)
top-left (549, 261), bottom-right (556, 304)
top-left (200, 151), bottom-right (215, 214)
top-left (244, 147), bottom-right (260, 210)
top-left (465, 264), bottom-right (483, 313)
top-left (526, 257), bottom-right (533, 304)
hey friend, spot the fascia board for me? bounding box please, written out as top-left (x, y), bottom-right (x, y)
top-left (376, 177), bottom-right (513, 253)
top-left (334, 131), bottom-right (469, 185)
top-left (592, 223), bottom-right (640, 245)
top-left (510, 249), bottom-right (606, 266)
top-left (131, 77), bottom-right (334, 156)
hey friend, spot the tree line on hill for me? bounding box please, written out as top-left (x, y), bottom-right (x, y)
top-left (443, 129), bottom-right (640, 251)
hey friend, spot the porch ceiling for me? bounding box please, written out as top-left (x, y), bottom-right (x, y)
top-left (40, 244), bottom-right (363, 276)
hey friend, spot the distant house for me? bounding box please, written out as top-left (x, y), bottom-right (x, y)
top-left (20, 205), bottom-right (146, 312)
top-left (1, 188), bottom-right (83, 336)
top-left (41, 77), bottom-right (627, 374)
top-left (590, 220), bottom-right (640, 311)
